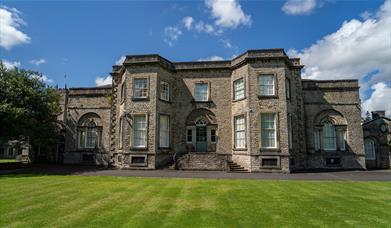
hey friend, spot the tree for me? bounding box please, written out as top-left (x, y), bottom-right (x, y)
top-left (0, 62), bottom-right (61, 154)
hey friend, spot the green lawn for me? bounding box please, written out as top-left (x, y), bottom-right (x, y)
top-left (0, 175), bottom-right (390, 227)
top-left (0, 159), bottom-right (17, 163)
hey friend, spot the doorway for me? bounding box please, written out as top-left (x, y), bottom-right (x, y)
top-left (196, 126), bottom-right (207, 152)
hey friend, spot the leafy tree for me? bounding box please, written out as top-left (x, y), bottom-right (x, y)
top-left (364, 111), bottom-right (371, 123)
top-left (0, 62), bottom-right (61, 153)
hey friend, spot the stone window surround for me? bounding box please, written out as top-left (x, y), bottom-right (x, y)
top-left (260, 156), bottom-right (281, 169)
top-left (131, 113), bottom-right (149, 150)
top-left (158, 113), bottom-right (171, 149)
top-left (77, 123), bottom-right (103, 150)
top-left (259, 112), bottom-right (280, 151)
top-left (257, 73), bottom-right (279, 99)
top-left (233, 114), bottom-right (247, 150)
top-left (285, 77), bottom-right (291, 100)
top-left (120, 79), bottom-right (126, 104)
top-left (232, 77), bottom-right (246, 101)
top-left (129, 155), bottom-right (148, 167)
top-left (132, 77), bottom-right (149, 100)
top-left (194, 81), bottom-right (211, 102)
top-left (159, 80), bottom-right (170, 102)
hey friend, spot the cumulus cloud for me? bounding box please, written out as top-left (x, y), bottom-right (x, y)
top-left (95, 76), bottom-right (112, 86)
top-left (29, 58), bottom-right (46, 66)
top-left (198, 55), bottom-right (225, 61)
top-left (115, 55), bottom-right (125, 65)
top-left (288, 0), bottom-right (391, 115)
top-left (182, 16), bottom-right (194, 30)
top-left (163, 26), bottom-right (182, 46)
top-left (362, 82), bottom-right (391, 117)
top-left (31, 74), bottom-right (53, 84)
top-left (1, 59), bottom-right (21, 69)
top-left (0, 6), bottom-right (30, 50)
top-left (282, 0), bottom-right (317, 15)
top-left (205, 0), bottom-right (251, 28)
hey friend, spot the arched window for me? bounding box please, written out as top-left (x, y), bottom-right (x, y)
top-left (77, 113), bottom-right (102, 149)
top-left (364, 139), bottom-right (376, 160)
top-left (195, 119), bottom-right (207, 126)
top-left (323, 121), bottom-right (336, 150)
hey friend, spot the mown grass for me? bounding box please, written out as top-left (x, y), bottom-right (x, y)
top-left (0, 175), bottom-right (390, 227)
top-left (0, 159), bottom-right (17, 163)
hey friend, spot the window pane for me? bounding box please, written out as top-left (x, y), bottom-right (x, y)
top-left (211, 129), bottom-right (216, 143)
top-left (195, 83), bottom-right (208, 101)
top-left (364, 139), bottom-right (375, 160)
top-left (261, 113), bottom-right (276, 148)
top-left (134, 79), bottom-right (148, 98)
top-left (235, 116), bottom-right (245, 148)
top-left (79, 131), bottom-right (85, 148)
top-left (187, 129), bottom-right (193, 143)
top-left (234, 78), bottom-right (244, 100)
top-left (160, 82), bottom-right (170, 101)
top-left (314, 130), bottom-right (320, 151)
top-left (337, 130), bottom-right (346, 151)
top-left (286, 78), bottom-right (291, 99)
top-left (134, 115), bottom-right (147, 147)
top-left (86, 127), bottom-right (96, 148)
top-left (259, 75), bottom-right (275, 96)
top-left (323, 122), bottom-right (336, 150)
top-left (159, 115), bottom-right (169, 147)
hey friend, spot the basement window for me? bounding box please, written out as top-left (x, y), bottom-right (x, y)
top-left (131, 156), bottom-right (146, 165)
top-left (261, 158), bottom-right (278, 167)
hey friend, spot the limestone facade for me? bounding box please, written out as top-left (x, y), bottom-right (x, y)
top-left (58, 49), bottom-right (389, 172)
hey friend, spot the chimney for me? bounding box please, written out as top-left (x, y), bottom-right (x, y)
top-left (371, 110), bottom-right (385, 119)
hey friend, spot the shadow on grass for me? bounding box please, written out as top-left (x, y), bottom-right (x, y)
top-left (0, 164), bottom-right (110, 178)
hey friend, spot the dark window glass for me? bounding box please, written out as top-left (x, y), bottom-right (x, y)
top-left (262, 158), bottom-right (278, 167)
top-left (211, 129), bottom-right (216, 143)
top-left (131, 156), bottom-right (146, 164)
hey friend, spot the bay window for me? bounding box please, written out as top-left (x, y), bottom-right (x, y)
top-left (234, 116), bottom-right (246, 149)
top-left (159, 115), bottom-right (170, 148)
top-left (233, 78), bottom-right (244, 100)
top-left (133, 78), bottom-right (148, 98)
top-left (133, 115), bottom-right (147, 147)
top-left (259, 75), bottom-right (275, 96)
top-left (260, 113), bottom-right (277, 148)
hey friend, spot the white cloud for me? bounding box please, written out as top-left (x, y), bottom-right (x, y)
top-left (194, 21), bottom-right (218, 34)
top-left (288, 0), bottom-right (391, 115)
top-left (205, 0), bottom-right (251, 28)
top-left (220, 39), bottom-right (233, 48)
top-left (31, 74), bottom-right (53, 84)
top-left (29, 58), bottom-right (46, 66)
top-left (163, 26), bottom-right (182, 46)
top-left (115, 55), bottom-right (125, 65)
top-left (95, 76), bottom-right (112, 86)
top-left (0, 6), bottom-right (30, 50)
top-left (198, 55), bottom-right (225, 61)
top-left (182, 16), bottom-right (194, 30)
top-left (282, 0), bottom-right (317, 15)
top-left (1, 59), bottom-right (20, 69)
top-left (362, 82), bottom-right (391, 117)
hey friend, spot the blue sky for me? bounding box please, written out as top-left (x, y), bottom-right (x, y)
top-left (1, 0), bottom-right (390, 115)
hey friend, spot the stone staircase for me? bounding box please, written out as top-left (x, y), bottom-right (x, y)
top-left (174, 152), bottom-right (226, 171)
top-left (227, 161), bottom-right (249, 173)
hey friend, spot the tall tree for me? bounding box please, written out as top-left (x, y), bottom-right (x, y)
top-left (0, 62), bottom-right (61, 151)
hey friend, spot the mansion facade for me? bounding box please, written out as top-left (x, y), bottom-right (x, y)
top-left (56, 49), bottom-right (390, 172)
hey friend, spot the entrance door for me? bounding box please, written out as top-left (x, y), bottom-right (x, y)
top-left (196, 126), bottom-right (207, 152)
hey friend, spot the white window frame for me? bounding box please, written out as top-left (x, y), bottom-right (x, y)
top-left (233, 78), bottom-right (245, 100)
top-left (195, 82), bottom-right (209, 101)
top-left (160, 81), bottom-right (170, 101)
top-left (259, 75), bottom-right (275, 96)
top-left (260, 113), bottom-right (277, 149)
top-left (132, 114), bottom-right (147, 148)
top-left (159, 114), bottom-right (170, 148)
top-left (364, 138), bottom-right (376, 160)
top-left (234, 115), bottom-right (246, 149)
top-left (133, 78), bottom-right (148, 98)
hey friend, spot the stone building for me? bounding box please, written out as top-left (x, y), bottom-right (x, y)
top-left (58, 49), bottom-right (390, 172)
top-left (362, 111), bottom-right (391, 169)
